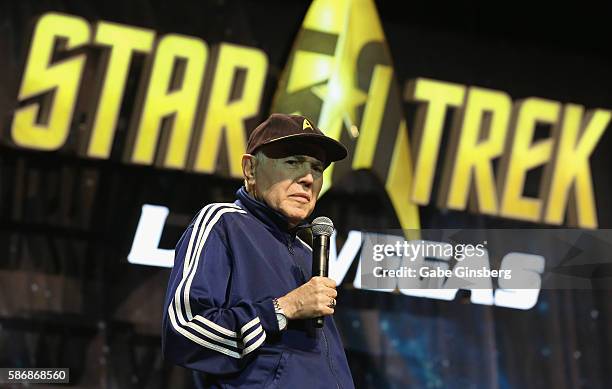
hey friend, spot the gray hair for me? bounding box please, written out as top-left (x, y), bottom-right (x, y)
top-left (253, 150), bottom-right (266, 166)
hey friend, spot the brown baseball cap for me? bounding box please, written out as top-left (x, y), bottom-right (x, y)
top-left (246, 113), bottom-right (348, 164)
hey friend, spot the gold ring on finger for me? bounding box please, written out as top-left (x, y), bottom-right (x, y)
top-left (329, 298), bottom-right (336, 308)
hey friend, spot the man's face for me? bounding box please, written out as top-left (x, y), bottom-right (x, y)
top-left (246, 142), bottom-right (326, 227)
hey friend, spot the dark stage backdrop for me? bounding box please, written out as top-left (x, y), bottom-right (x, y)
top-left (0, 1), bottom-right (611, 388)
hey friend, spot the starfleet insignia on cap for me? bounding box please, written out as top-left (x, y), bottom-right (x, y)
top-left (302, 118), bottom-right (313, 130)
top-left (246, 113), bottom-right (348, 163)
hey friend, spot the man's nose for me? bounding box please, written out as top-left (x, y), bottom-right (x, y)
top-left (297, 170), bottom-right (314, 188)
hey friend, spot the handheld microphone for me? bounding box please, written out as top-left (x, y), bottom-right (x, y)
top-left (311, 216), bottom-right (334, 328)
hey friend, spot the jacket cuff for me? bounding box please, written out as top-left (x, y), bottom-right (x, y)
top-left (254, 298), bottom-right (279, 334)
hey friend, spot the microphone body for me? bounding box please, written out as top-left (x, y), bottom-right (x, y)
top-left (311, 216), bottom-right (334, 328)
top-left (312, 233), bottom-right (330, 328)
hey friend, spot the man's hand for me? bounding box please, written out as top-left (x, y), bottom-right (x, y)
top-left (276, 276), bottom-right (337, 320)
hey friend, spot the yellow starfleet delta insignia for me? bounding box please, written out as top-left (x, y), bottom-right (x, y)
top-left (303, 119), bottom-right (313, 130)
top-left (272, 0), bottom-right (421, 231)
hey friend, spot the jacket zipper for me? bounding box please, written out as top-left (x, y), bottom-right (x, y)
top-left (322, 326), bottom-right (342, 389)
top-left (287, 237), bottom-right (294, 255)
top-left (286, 235), bottom-right (309, 284)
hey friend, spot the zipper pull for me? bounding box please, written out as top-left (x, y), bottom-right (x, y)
top-left (288, 240), bottom-right (294, 255)
top-left (287, 233), bottom-right (297, 255)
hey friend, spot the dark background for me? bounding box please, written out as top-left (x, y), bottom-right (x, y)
top-left (0, 1), bottom-right (611, 388)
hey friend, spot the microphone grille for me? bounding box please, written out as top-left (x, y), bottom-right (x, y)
top-left (312, 216), bottom-right (334, 236)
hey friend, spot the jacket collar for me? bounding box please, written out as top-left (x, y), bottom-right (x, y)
top-left (235, 186), bottom-right (308, 235)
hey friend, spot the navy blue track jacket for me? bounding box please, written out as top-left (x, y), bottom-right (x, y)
top-left (162, 187), bottom-right (354, 388)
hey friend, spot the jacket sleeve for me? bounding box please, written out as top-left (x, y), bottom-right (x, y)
top-left (162, 207), bottom-right (279, 375)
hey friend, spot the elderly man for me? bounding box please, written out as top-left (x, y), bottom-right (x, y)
top-left (162, 114), bottom-right (355, 388)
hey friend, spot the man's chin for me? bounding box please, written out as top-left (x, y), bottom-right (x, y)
top-left (281, 207), bottom-right (311, 225)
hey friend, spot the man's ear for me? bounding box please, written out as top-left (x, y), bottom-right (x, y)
top-left (242, 154), bottom-right (256, 187)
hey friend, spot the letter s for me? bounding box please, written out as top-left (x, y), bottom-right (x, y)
top-left (494, 252), bottom-right (544, 310)
top-left (12, 13), bottom-right (91, 150)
